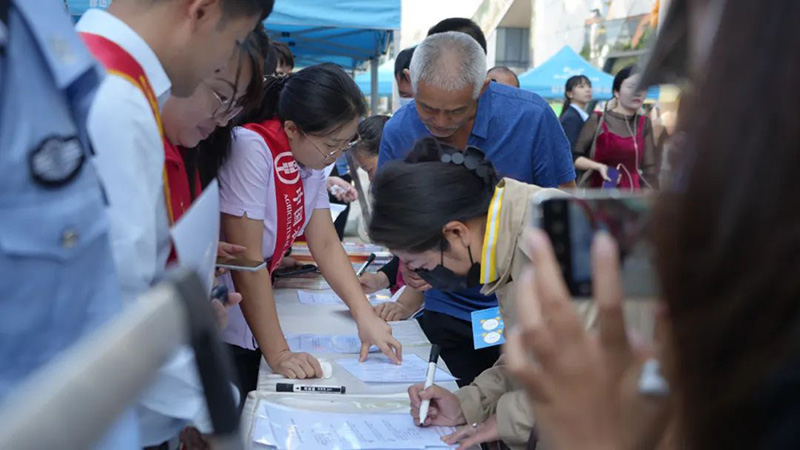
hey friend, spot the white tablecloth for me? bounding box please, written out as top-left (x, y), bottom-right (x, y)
top-left (240, 286), bottom-right (473, 449)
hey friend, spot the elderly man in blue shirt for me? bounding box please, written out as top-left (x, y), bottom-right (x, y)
top-left (377, 31), bottom-right (576, 387)
top-left (0, 0), bottom-right (138, 447)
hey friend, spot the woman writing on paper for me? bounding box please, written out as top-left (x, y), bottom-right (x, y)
top-left (218, 64), bottom-right (402, 396)
top-left (367, 137), bottom-right (594, 450)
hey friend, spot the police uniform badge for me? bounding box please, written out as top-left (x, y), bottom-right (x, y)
top-left (29, 136), bottom-right (85, 187)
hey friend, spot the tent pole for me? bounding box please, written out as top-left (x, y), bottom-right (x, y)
top-left (370, 58), bottom-right (379, 114)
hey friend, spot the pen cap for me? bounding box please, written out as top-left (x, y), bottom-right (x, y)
top-left (276, 383), bottom-right (293, 392)
top-left (428, 344), bottom-right (441, 363)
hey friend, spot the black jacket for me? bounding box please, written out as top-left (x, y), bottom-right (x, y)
top-left (559, 105), bottom-right (587, 155)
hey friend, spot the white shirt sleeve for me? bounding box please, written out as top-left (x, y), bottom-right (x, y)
top-left (218, 127), bottom-right (273, 220)
top-left (87, 76), bottom-right (225, 443)
top-left (87, 77), bottom-right (165, 306)
top-left (313, 170), bottom-right (331, 210)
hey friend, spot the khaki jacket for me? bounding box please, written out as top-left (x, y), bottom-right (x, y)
top-left (454, 179), bottom-right (597, 449)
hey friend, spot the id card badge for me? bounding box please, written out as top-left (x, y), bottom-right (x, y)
top-left (471, 307), bottom-right (505, 349)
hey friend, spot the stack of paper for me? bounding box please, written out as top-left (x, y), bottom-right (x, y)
top-left (284, 322), bottom-right (428, 355)
top-left (285, 334), bottom-right (378, 354)
top-left (289, 241), bottom-right (393, 266)
top-left (296, 290), bottom-right (394, 306)
top-left (337, 354), bottom-right (456, 384)
top-left (388, 320), bottom-right (429, 347)
top-left (252, 402), bottom-right (456, 450)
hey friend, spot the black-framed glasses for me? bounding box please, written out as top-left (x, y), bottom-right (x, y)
top-left (203, 82), bottom-right (244, 123)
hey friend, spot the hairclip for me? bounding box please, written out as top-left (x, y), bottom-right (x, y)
top-left (264, 74), bottom-right (290, 89)
top-left (440, 146), bottom-right (494, 185)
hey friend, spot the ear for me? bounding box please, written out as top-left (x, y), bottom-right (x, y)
top-left (442, 221), bottom-right (472, 248)
top-left (283, 121), bottom-right (299, 140)
top-left (186, 0), bottom-right (222, 29)
top-left (402, 68), bottom-right (411, 82)
top-left (479, 78), bottom-right (491, 97)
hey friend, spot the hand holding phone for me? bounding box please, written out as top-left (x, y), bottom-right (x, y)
top-left (533, 191), bottom-right (656, 298)
top-left (603, 167), bottom-right (621, 189)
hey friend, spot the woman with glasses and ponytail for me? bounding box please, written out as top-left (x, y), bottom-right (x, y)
top-left (368, 137), bottom-right (594, 450)
top-left (217, 63), bottom-right (402, 395)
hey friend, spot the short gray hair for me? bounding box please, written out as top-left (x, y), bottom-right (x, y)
top-left (409, 31), bottom-right (488, 99)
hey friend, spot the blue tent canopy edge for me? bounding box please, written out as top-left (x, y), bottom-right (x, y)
top-left (66, 0), bottom-right (400, 70)
top-left (518, 46), bottom-right (659, 100)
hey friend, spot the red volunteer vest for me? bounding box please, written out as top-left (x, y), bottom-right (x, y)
top-left (164, 142), bottom-right (202, 223)
top-left (80, 32), bottom-right (177, 224)
top-left (243, 119), bottom-right (306, 274)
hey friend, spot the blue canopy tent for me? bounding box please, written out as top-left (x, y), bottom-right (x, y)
top-left (265, 1), bottom-right (400, 112)
top-left (354, 59), bottom-right (394, 98)
top-left (65, 0), bottom-right (401, 111)
top-left (518, 46), bottom-right (658, 100)
top-left (265, 1), bottom-right (399, 70)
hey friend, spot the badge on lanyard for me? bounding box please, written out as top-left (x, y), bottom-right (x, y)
top-left (471, 307), bottom-right (506, 349)
top-left (29, 136), bottom-right (85, 187)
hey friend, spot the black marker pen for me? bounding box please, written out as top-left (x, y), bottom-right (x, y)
top-left (276, 383), bottom-right (346, 394)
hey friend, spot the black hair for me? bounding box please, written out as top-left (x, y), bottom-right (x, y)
top-left (221, 0), bottom-right (274, 21)
top-left (427, 18), bottom-right (487, 54)
top-left (264, 42), bottom-right (279, 77)
top-left (613, 65), bottom-right (638, 97)
top-left (272, 41), bottom-right (295, 71)
top-left (242, 63), bottom-right (367, 136)
top-left (560, 74), bottom-right (592, 118)
top-left (394, 47), bottom-right (416, 82)
top-left (487, 66), bottom-right (519, 87)
top-left (369, 137), bottom-right (499, 253)
top-left (197, 25), bottom-right (276, 187)
top-left (355, 115), bottom-right (390, 157)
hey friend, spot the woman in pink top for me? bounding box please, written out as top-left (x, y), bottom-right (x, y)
top-left (218, 64), bottom-right (402, 391)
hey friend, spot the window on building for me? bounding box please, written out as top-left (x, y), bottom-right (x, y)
top-left (496, 27), bottom-right (530, 68)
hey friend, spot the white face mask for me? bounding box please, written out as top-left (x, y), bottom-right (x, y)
top-left (398, 97), bottom-right (413, 108)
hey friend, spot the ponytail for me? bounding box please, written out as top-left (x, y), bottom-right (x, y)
top-left (241, 63), bottom-right (367, 136)
top-left (240, 74), bottom-right (289, 124)
top-left (369, 138), bottom-right (499, 253)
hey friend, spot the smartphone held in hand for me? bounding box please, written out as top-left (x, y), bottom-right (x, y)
top-left (215, 256), bottom-right (267, 272)
top-left (532, 191), bottom-right (657, 298)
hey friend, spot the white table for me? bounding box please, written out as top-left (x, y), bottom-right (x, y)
top-left (240, 286), bottom-right (472, 450)
top-left (256, 288), bottom-right (458, 395)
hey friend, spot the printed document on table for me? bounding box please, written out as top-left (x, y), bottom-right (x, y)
top-left (389, 320), bottom-right (430, 347)
top-left (170, 180), bottom-right (220, 294)
top-left (297, 289), bottom-right (394, 305)
top-left (253, 402), bottom-right (456, 450)
top-left (285, 334), bottom-right (379, 354)
top-left (337, 354), bottom-right (456, 384)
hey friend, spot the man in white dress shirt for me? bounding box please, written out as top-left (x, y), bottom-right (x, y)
top-left (76, 0), bottom-right (273, 446)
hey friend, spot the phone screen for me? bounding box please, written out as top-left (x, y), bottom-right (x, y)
top-left (539, 194), bottom-right (656, 298)
top-left (215, 256), bottom-right (266, 271)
